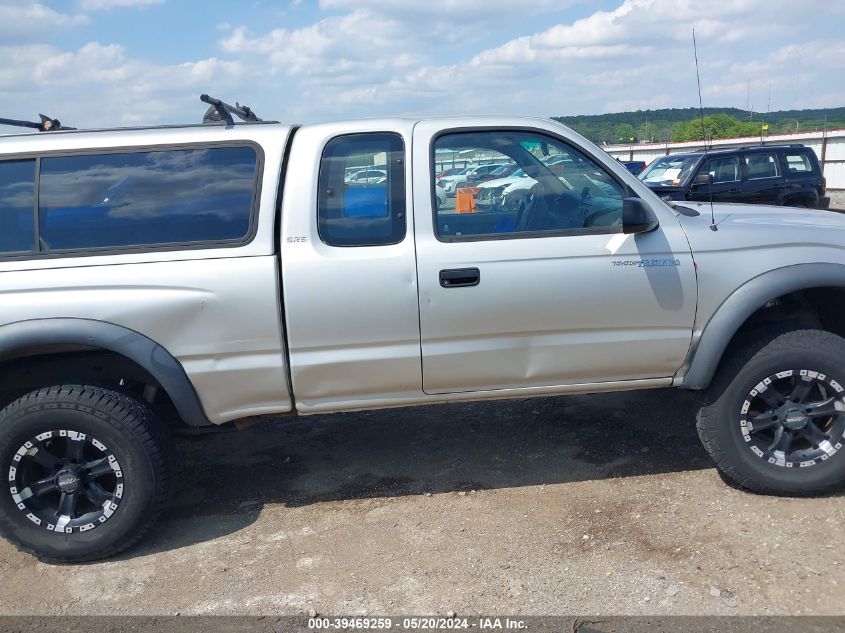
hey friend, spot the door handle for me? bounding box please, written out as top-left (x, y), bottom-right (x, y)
top-left (439, 268), bottom-right (480, 288)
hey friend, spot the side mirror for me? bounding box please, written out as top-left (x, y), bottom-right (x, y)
top-left (622, 197), bottom-right (659, 234)
top-left (693, 173), bottom-right (712, 187)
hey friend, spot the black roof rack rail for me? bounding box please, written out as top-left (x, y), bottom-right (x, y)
top-left (200, 94), bottom-right (262, 126)
top-left (0, 114), bottom-right (74, 132)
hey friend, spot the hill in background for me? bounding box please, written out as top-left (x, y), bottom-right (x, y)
top-left (553, 106), bottom-right (845, 144)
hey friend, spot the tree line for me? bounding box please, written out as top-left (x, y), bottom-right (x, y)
top-left (553, 106), bottom-right (845, 144)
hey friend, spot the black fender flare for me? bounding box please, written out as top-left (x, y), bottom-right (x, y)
top-left (680, 263), bottom-right (845, 390)
top-left (0, 318), bottom-right (210, 426)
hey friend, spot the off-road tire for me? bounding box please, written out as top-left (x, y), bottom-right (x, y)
top-left (0, 385), bottom-right (170, 563)
top-left (697, 328), bottom-right (845, 496)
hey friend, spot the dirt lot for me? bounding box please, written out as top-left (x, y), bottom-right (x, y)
top-left (828, 190), bottom-right (845, 211)
top-left (1, 388), bottom-right (844, 616)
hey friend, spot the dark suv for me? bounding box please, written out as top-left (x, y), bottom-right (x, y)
top-left (639, 144), bottom-right (830, 209)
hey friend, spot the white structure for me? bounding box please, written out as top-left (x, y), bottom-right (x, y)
top-left (603, 128), bottom-right (845, 190)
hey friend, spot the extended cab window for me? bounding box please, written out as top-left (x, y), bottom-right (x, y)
top-left (433, 131), bottom-right (624, 241)
top-left (38, 146), bottom-right (258, 251)
top-left (318, 133), bottom-right (406, 247)
top-left (0, 159), bottom-right (36, 254)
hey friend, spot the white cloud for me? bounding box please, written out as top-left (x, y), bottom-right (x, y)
top-left (1, 0), bottom-right (842, 130)
top-left (319, 0), bottom-right (578, 44)
top-left (466, 0), bottom-right (825, 67)
top-left (318, 0), bottom-right (837, 118)
top-left (0, 3), bottom-right (88, 42)
top-left (0, 40), bottom-right (250, 127)
top-left (320, 0), bottom-right (567, 15)
top-left (220, 9), bottom-right (419, 80)
top-left (79, 0), bottom-right (163, 10)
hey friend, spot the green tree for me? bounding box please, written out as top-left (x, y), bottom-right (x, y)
top-left (671, 114), bottom-right (760, 142)
top-left (554, 107), bottom-right (845, 144)
top-left (613, 123), bottom-right (636, 142)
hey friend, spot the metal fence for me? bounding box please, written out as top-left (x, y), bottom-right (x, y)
top-left (602, 129), bottom-right (845, 190)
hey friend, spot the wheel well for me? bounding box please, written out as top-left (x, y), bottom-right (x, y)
top-left (783, 193), bottom-right (815, 207)
top-left (0, 348), bottom-right (185, 427)
top-left (718, 286), bottom-right (845, 373)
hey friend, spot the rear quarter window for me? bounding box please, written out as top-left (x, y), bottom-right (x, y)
top-left (785, 152), bottom-right (815, 174)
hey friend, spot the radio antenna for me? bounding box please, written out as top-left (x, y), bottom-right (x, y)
top-left (692, 28), bottom-right (717, 231)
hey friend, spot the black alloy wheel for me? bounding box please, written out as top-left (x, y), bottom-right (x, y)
top-left (8, 429), bottom-right (124, 534)
top-left (739, 369), bottom-right (845, 469)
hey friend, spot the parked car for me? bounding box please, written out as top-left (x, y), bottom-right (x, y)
top-left (475, 169), bottom-right (531, 209)
top-left (543, 154), bottom-right (574, 176)
top-left (345, 167), bottom-right (387, 185)
top-left (639, 145), bottom-right (830, 209)
top-left (470, 162), bottom-right (519, 185)
top-left (436, 167), bottom-right (465, 180)
top-left (3, 102), bottom-right (845, 564)
top-left (438, 166), bottom-right (474, 195)
top-left (622, 160), bottom-right (647, 175)
top-left (453, 163), bottom-right (504, 190)
top-left (435, 179), bottom-right (447, 209)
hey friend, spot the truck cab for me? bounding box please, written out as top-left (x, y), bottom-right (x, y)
top-left (281, 117), bottom-right (696, 413)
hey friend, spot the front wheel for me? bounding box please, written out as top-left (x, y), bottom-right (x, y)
top-left (0, 385), bottom-right (170, 562)
top-left (697, 329), bottom-right (845, 495)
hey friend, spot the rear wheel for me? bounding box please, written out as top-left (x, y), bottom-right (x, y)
top-left (697, 329), bottom-right (845, 495)
top-left (0, 385), bottom-right (170, 562)
top-left (785, 197), bottom-right (812, 209)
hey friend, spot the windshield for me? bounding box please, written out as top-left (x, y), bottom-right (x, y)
top-left (639, 155), bottom-right (701, 186)
top-left (489, 164), bottom-right (513, 176)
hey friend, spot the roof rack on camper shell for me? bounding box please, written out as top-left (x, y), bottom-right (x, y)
top-left (0, 114), bottom-right (74, 132)
top-left (0, 95), bottom-right (264, 135)
top-left (200, 94), bottom-right (262, 126)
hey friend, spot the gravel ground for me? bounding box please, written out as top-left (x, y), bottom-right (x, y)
top-left (828, 190), bottom-right (845, 211)
top-left (1, 388), bottom-right (844, 616)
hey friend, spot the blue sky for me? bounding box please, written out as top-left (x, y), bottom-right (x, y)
top-left (1, 0), bottom-right (843, 129)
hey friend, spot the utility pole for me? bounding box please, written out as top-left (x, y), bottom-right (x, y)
top-left (746, 79), bottom-right (751, 119)
top-left (759, 81), bottom-right (771, 143)
top-left (821, 114), bottom-right (829, 176)
top-left (767, 81), bottom-right (771, 116)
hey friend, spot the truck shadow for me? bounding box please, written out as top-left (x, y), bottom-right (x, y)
top-left (123, 387), bottom-right (720, 559)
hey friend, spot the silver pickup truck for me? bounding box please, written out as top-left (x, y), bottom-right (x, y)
top-left (2, 101), bottom-right (845, 562)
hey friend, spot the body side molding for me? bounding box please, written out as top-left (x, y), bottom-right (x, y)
top-left (0, 317), bottom-right (210, 426)
top-left (679, 263), bottom-right (845, 390)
